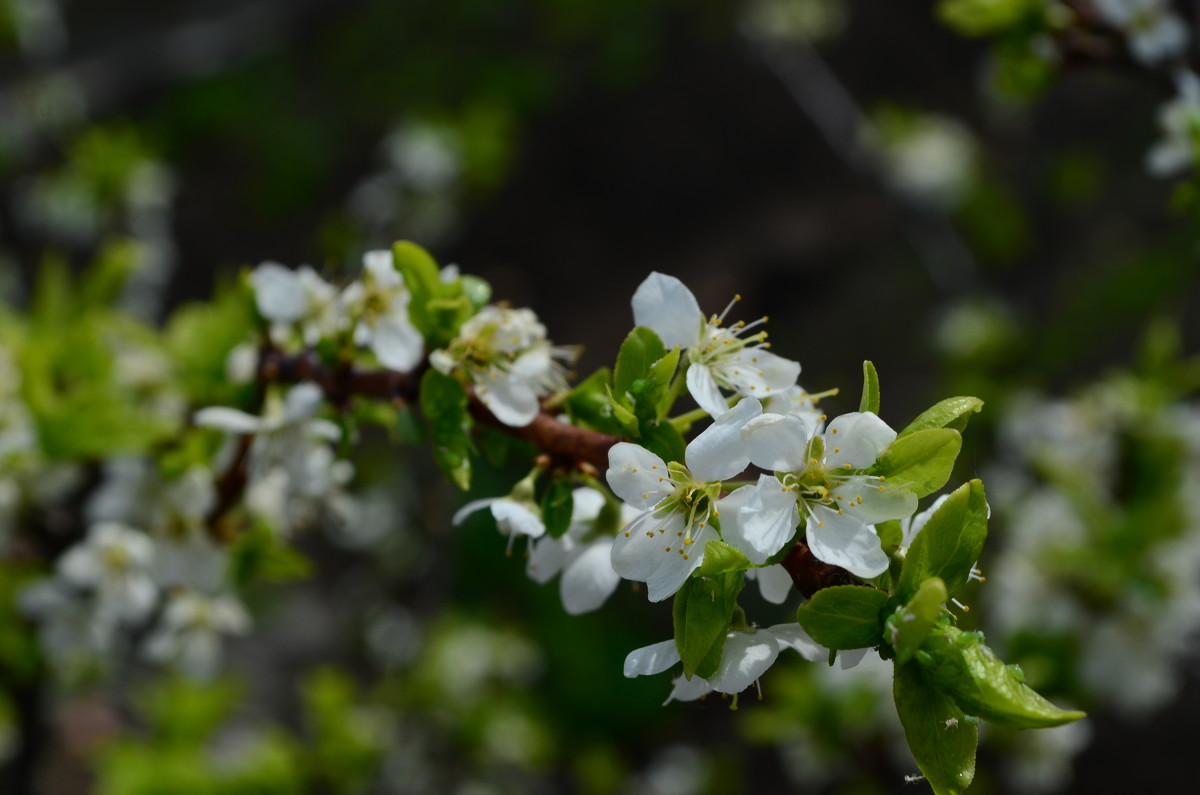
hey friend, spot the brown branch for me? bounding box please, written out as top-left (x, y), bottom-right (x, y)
top-left (252, 347), bottom-right (859, 597)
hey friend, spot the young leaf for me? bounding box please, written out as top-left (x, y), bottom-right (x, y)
top-left (871, 428), bottom-right (961, 498)
top-left (859, 360), bottom-right (881, 414)
top-left (917, 625), bottom-right (1086, 730)
top-left (419, 369), bottom-right (474, 490)
top-left (899, 397), bottom-right (984, 438)
top-left (795, 585), bottom-right (888, 650)
top-left (604, 384), bottom-right (641, 437)
top-left (898, 480), bottom-right (987, 601)
top-left (894, 660), bottom-right (977, 795)
top-left (392, 240), bottom-right (444, 339)
top-left (888, 577), bottom-right (948, 665)
top-left (614, 327), bottom-right (667, 402)
top-left (563, 368), bottom-right (624, 435)
top-left (698, 541), bottom-right (752, 577)
top-left (673, 571), bottom-right (744, 679)
top-left (540, 479), bottom-right (575, 539)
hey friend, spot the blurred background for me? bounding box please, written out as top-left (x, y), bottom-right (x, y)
top-left (2, 0), bottom-right (1200, 792)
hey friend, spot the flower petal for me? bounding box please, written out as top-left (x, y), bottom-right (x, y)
top-left (250, 262), bottom-right (306, 322)
top-left (805, 504), bottom-right (888, 578)
top-left (719, 348), bottom-right (800, 398)
top-left (765, 622), bottom-right (826, 661)
top-left (741, 412), bottom-right (811, 472)
top-left (371, 313), bottom-right (425, 371)
top-left (665, 673), bottom-right (715, 703)
top-left (193, 406), bottom-right (263, 434)
top-left (624, 639), bottom-right (681, 678)
top-left (560, 539), bottom-right (620, 614)
top-left (822, 412), bottom-right (897, 470)
top-left (451, 497), bottom-right (496, 526)
top-left (832, 479), bottom-right (918, 523)
top-left (686, 364), bottom-right (730, 418)
top-left (490, 499), bottom-right (545, 538)
top-left (685, 397), bottom-right (761, 483)
top-left (610, 510), bottom-right (710, 602)
top-left (477, 371), bottom-right (540, 427)
top-left (752, 565), bottom-right (796, 605)
top-left (606, 443), bottom-right (672, 509)
top-left (711, 629), bottom-right (779, 694)
top-left (723, 476), bottom-right (798, 565)
top-left (631, 272), bottom-right (703, 350)
top-left (526, 536), bottom-right (570, 584)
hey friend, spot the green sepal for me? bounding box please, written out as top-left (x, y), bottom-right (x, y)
top-left (419, 369), bottom-right (474, 490)
top-left (859, 360), bottom-right (881, 414)
top-left (698, 541), bottom-right (752, 577)
top-left (899, 397), bottom-right (984, 438)
top-left (871, 428), bottom-right (962, 498)
top-left (638, 419), bottom-right (686, 466)
top-left (917, 625), bottom-right (1087, 730)
top-left (877, 519), bottom-right (904, 558)
top-left (614, 327), bottom-right (666, 403)
top-left (540, 479), bottom-right (575, 539)
top-left (795, 585), bottom-right (888, 650)
top-left (460, 275), bottom-right (492, 310)
top-left (888, 577), bottom-right (949, 665)
top-left (894, 659), bottom-right (977, 795)
top-left (897, 480), bottom-right (987, 602)
top-left (673, 571), bottom-right (744, 679)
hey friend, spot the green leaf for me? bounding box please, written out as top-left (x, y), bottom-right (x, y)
top-left (917, 625), bottom-right (1086, 730)
top-left (698, 541), bottom-right (752, 577)
top-left (795, 585), bottom-right (888, 650)
top-left (898, 480), bottom-right (988, 601)
top-left (894, 660), bottom-right (977, 795)
top-left (872, 428), bottom-right (962, 498)
top-left (888, 577), bottom-right (948, 665)
top-left (392, 240), bottom-right (443, 339)
top-left (604, 384), bottom-right (640, 437)
top-left (673, 572), bottom-right (744, 679)
top-left (614, 327), bottom-right (667, 403)
top-left (230, 524), bottom-right (313, 586)
top-left (419, 369), bottom-right (474, 490)
top-left (859, 360), bottom-right (880, 414)
top-left (638, 419), bottom-right (686, 465)
top-left (899, 397), bottom-right (984, 438)
top-left (541, 480), bottom-right (575, 539)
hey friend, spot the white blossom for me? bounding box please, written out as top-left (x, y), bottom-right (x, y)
top-left (525, 488), bottom-right (631, 614)
top-left (431, 305), bottom-right (575, 427)
top-left (1094, 0), bottom-right (1188, 65)
top-left (56, 522), bottom-right (158, 623)
top-left (739, 410), bottom-right (916, 578)
top-left (1147, 71), bottom-right (1200, 177)
top-left (341, 250), bottom-right (425, 370)
top-left (631, 272), bottom-right (800, 417)
top-left (453, 495), bottom-right (546, 540)
top-left (607, 398), bottom-right (761, 601)
top-left (143, 590), bottom-right (250, 679)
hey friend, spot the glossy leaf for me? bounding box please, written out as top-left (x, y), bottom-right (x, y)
top-left (894, 660), bottom-right (977, 795)
top-left (614, 327), bottom-right (666, 403)
top-left (673, 571), bottom-right (744, 679)
top-left (888, 577), bottom-right (948, 665)
top-left (899, 397), bottom-right (984, 438)
top-left (541, 479), bottom-right (575, 539)
top-left (872, 428), bottom-right (961, 498)
top-left (859, 360), bottom-right (881, 414)
top-left (419, 369), bottom-right (474, 490)
top-left (795, 585), bottom-right (888, 650)
top-left (698, 541), bottom-right (752, 577)
top-left (898, 480), bottom-right (987, 601)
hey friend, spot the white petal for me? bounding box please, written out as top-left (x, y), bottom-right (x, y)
top-left (754, 565), bottom-right (796, 605)
top-left (832, 479), bottom-right (918, 523)
top-left (610, 510), bottom-right (710, 602)
top-left (765, 622), bottom-right (826, 661)
top-left (839, 647), bottom-right (868, 670)
top-left (193, 406), bottom-right (262, 434)
top-left (711, 630), bottom-right (779, 694)
top-left (57, 544), bottom-right (102, 586)
top-left (568, 487), bottom-right (607, 527)
top-left (526, 536), bottom-right (569, 584)
top-left (452, 497), bottom-right (496, 526)
top-left (631, 272), bottom-right (703, 350)
top-left (606, 443), bottom-right (672, 509)
top-left (491, 499), bottom-right (545, 538)
top-left (250, 262), bottom-right (306, 322)
top-left (723, 476), bottom-right (797, 565)
top-left (363, 250), bottom-right (402, 287)
top-left (822, 412), bottom-right (897, 470)
top-left (372, 314), bottom-right (425, 370)
top-left (477, 371), bottom-right (540, 427)
top-left (283, 383), bottom-right (325, 421)
top-left (684, 397), bottom-right (761, 483)
top-left (718, 348), bottom-right (800, 397)
top-left (806, 504), bottom-right (889, 578)
top-left (624, 639), bottom-right (680, 678)
top-left (686, 364), bottom-right (730, 418)
top-left (741, 412), bottom-right (811, 472)
top-left (560, 539), bottom-right (620, 614)
top-left (666, 673), bottom-right (715, 703)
